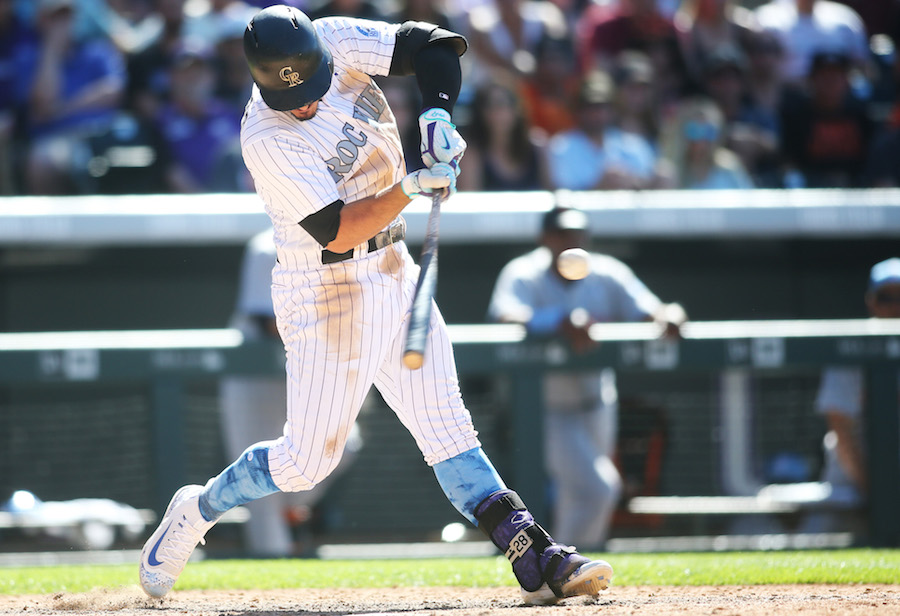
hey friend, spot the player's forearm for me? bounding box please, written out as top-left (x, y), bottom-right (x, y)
top-left (828, 414), bottom-right (867, 493)
top-left (837, 442), bottom-right (867, 493)
top-left (412, 43), bottom-right (461, 114)
top-left (325, 184), bottom-right (410, 253)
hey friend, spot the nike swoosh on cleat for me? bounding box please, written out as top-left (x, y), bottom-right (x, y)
top-left (146, 525), bottom-right (171, 567)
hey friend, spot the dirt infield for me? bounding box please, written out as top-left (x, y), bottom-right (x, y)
top-left (2, 585), bottom-right (900, 615)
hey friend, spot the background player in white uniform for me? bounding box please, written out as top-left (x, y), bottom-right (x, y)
top-left (803, 257), bottom-right (900, 536)
top-left (219, 228), bottom-right (362, 556)
top-left (488, 206), bottom-right (687, 550)
top-left (140, 5), bottom-right (611, 605)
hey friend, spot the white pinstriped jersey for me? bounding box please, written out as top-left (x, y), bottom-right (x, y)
top-left (241, 17), bottom-right (406, 270)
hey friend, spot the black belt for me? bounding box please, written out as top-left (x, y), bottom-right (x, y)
top-left (321, 219), bottom-right (406, 264)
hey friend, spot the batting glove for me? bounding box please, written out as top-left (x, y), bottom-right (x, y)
top-left (418, 108), bottom-right (466, 172)
top-left (400, 162), bottom-right (457, 199)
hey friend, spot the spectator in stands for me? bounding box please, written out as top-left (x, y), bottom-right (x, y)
top-left (126, 0), bottom-right (192, 120)
top-left (390, 0), bottom-right (454, 31)
top-left (99, 0), bottom-right (161, 55)
top-left (575, 0), bottom-right (690, 107)
top-left (220, 228), bottom-right (362, 556)
top-left (546, 0), bottom-right (587, 33)
top-left (211, 5), bottom-right (257, 115)
top-left (744, 28), bottom-right (787, 128)
top-left (519, 34), bottom-right (580, 137)
top-left (658, 96), bottom-right (755, 189)
top-left (242, 0), bottom-right (303, 7)
top-left (611, 50), bottom-right (660, 147)
top-left (754, 0), bottom-right (871, 89)
top-left (546, 70), bottom-right (666, 190)
top-left (805, 257), bottom-right (900, 536)
top-left (700, 45), bottom-right (779, 187)
top-left (863, 37), bottom-right (900, 187)
top-left (744, 30), bottom-right (789, 187)
top-left (23, 0), bottom-right (127, 195)
top-left (70, 0), bottom-right (164, 57)
top-left (13, 0), bottom-right (115, 44)
top-left (864, 124), bottom-right (900, 188)
top-left (487, 205), bottom-right (687, 550)
top-left (0, 0), bottom-right (37, 194)
top-left (465, 0), bottom-right (569, 85)
top-left (182, 0), bottom-right (254, 48)
top-left (673, 0), bottom-right (758, 90)
top-left (778, 50), bottom-right (875, 188)
top-left (459, 78), bottom-right (550, 191)
top-left (155, 42), bottom-right (242, 193)
top-left (305, 0), bottom-right (390, 21)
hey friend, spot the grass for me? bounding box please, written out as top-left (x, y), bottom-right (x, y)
top-left (2, 550), bottom-right (899, 595)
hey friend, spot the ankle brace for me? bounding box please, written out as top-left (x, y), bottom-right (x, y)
top-left (474, 489), bottom-right (555, 592)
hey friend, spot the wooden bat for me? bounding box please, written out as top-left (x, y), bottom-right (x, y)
top-left (402, 190), bottom-right (445, 370)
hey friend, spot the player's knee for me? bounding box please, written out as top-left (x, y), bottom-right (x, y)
top-left (277, 456), bottom-right (341, 492)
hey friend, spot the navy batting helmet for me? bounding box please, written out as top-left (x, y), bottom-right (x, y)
top-left (243, 5), bottom-right (334, 111)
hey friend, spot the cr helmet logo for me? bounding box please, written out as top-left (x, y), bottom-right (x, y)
top-left (279, 66), bottom-right (304, 87)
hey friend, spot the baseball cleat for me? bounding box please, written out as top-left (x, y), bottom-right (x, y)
top-left (139, 485), bottom-right (215, 598)
top-left (521, 558), bottom-right (613, 606)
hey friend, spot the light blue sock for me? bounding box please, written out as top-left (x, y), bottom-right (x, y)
top-left (198, 442), bottom-right (280, 522)
top-left (433, 447), bottom-right (506, 526)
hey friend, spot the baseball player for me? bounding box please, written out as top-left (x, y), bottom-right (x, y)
top-left (139, 5), bottom-right (611, 605)
top-left (802, 257), bottom-right (900, 535)
top-left (487, 206), bottom-right (687, 550)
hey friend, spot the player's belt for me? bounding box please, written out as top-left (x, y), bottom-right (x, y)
top-left (321, 218), bottom-right (406, 264)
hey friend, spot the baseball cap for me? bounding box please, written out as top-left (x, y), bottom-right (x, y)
top-left (868, 258), bottom-right (900, 291)
top-left (542, 207), bottom-right (588, 233)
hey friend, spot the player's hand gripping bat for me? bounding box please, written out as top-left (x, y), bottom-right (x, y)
top-left (402, 190), bottom-right (445, 369)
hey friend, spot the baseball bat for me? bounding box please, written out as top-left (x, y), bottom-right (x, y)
top-left (402, 190), bottom-right (445, 370)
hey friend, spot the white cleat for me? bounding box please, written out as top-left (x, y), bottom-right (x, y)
top-left (520, 559), bottom-right (613, 606)
top-left (139, 485), bottom-right (215, 598)
top-left (520, 583), bottom-right (559, 606)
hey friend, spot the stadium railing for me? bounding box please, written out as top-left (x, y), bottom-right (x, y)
top-left (2, 188), bottom-right (900, 246)
top-left (0, 319), bottom-right (898, 547)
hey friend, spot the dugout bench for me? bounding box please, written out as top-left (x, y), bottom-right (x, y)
top-left (0, 319), bottom-right (898, 547)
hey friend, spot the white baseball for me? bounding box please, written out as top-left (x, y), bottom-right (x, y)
top-left (557, 248), bottom-right (591, 281)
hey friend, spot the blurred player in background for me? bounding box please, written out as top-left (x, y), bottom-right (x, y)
top-left (805, 257), bottom-right (900, 536)
top-left (488, 205), bottom-right (686, 550)
top-left (219, 228), bottom-right (361, 556)
top-left (140, 5), bottom-right (612, 605)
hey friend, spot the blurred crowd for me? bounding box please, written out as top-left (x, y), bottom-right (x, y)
top-left (1, 0), bottom-right (899, 196)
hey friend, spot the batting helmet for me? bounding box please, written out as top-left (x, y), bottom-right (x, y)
top-left (243, 5), bottom-right (334, 111)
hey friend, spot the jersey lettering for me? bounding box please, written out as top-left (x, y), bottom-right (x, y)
top-left (353, 84), bottom-right (386, 122)
top-left (324, 122), bottom-right (368, 182)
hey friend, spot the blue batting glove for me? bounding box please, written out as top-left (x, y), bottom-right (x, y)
top-left (418, 108), bottom-right (466, 172)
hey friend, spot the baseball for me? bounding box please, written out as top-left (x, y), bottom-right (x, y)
top-left (557, 248), bottom-right (591, 280)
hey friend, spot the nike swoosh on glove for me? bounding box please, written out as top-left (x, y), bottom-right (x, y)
top-left (400, 162), bottom-right (457, 199)
top-left (418, 108), bottom-right (466, 171)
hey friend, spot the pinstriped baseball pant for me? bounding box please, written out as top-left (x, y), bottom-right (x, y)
top-left (266, 241), bottom-right (481, 492)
